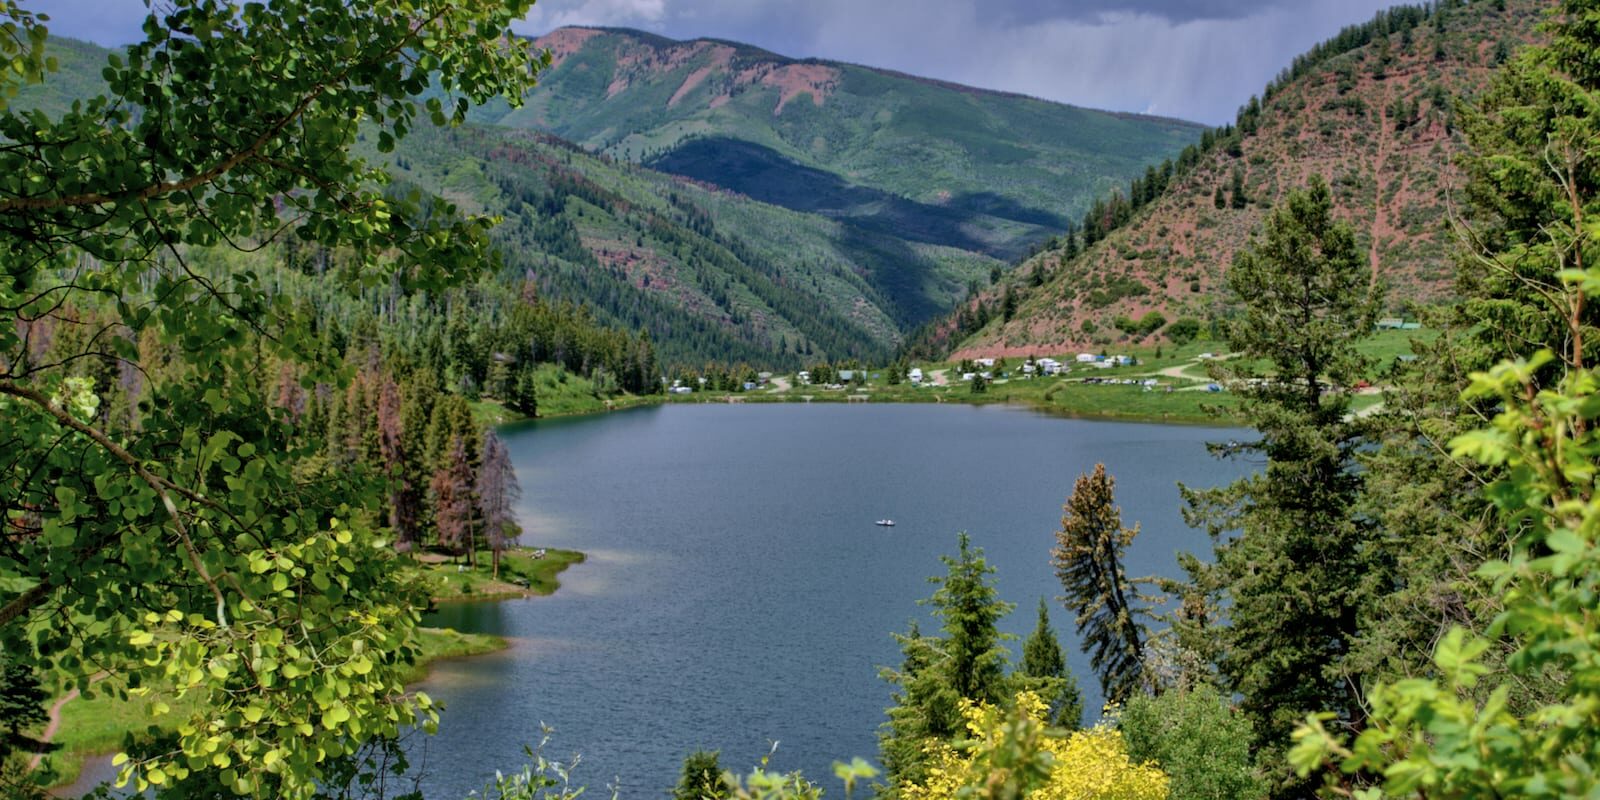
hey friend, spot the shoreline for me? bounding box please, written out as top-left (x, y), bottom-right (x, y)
top-left (480, 387), bottom-right (1245, 428)
top-left (661, 391), bottom-right (1245, 426)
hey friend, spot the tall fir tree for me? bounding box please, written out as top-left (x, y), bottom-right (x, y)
top-left (430, 435), bottom-right (476, 559)
top-left (1180, 175), bottom-right (1381, 794)
top-left (475, 430), bottom-right (521, 580)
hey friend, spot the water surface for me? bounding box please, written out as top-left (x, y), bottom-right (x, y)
top-left (412, 403), bottom-right (1249, 798)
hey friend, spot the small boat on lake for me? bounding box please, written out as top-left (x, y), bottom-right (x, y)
top-left (876, 519), bottom-right (896, 527)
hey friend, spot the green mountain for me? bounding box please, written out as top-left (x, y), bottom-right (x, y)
top-left (376, 121), bottom-right (1001, 366)
top-left (931, 0), bottom-right (1544, 359)
top-left (474, 27), bottom-right (1203, 264)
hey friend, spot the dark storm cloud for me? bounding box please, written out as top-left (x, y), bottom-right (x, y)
top-left (24, 0), bottom-right (1397, 124)
top-left (974, 0), bottom-right (1300, 25)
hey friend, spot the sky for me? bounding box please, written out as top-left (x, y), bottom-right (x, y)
top-left (27, 0), bottom-right (1401, 125)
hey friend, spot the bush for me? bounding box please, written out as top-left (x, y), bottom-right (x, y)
top-left (1121, 685), bottom-right (1265, 800)
top-left (1167, 317), bottom-right (1202, 345)
top-left (902, 693), bottom-right (1167, 800)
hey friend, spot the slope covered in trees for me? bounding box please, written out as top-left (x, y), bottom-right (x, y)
top-left (938, 0), bottom-right (1544, 358)
top-left (474, 27), bottom-right (1204, 265)
top-left (25, 36), bottom-right (1000, 368)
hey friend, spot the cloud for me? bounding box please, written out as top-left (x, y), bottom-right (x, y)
top-left (510, 0), bottom-right (1396, 124)
top-left (513, 0), bottom-right (667, 32)
top-left (25, 0), bottom-right (1399, 125)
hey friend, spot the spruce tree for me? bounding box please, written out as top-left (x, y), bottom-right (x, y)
top-left (880, 535), bottom-right (1013, 790)
top-left (1181, 175), bottom-right (1380, 791)
top-left (0, 657), bottom-right (46, 751)
top-left (1052, 464), bottom-right (1146, 705)
top-left (1018, 598), bottom-right (1084, 729)
top-left (475, 431), bottom-right (521, 580)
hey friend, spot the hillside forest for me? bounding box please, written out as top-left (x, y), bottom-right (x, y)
top-left (1, 1), bottom-right (1599, 800)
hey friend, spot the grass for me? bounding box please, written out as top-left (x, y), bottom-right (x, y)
top-left (34, 626), bottom-right (509, 791)
top-left (419, 546), bottom-right (586, 602)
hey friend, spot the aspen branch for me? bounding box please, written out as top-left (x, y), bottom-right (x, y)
top-left (0, 380), bottom-right (230, 628)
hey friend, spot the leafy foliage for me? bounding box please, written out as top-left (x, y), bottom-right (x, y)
top-left (0, 1), bottom-right (545, 796)
top-left (900, 692), bottom-right (1169, 800)
top-left (1120, 685), bottom-right (1265, 800)
top-left (1291, 4), bottom-right (1600, 795)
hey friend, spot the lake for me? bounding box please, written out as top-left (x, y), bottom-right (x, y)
top-left (408, 403), bottom-right (1249, 799)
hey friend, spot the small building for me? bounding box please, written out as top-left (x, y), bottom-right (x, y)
top-left (975, 357), bottom-right (996, 368)
top-left (908, 368), bottom-right (924, 384)
top-left (838, 369), bottom-right (857, 382)
top-left (742, 381), bottom-right (758, 391)
top-left (1037, 358), bottom-right (1063, 375)
top-left (797, 370), bottom-right (812, 384)
top-left (1076, 353), bottom-right (1098, 363)
top-left (1021, 363), bottom-right (1036, 374)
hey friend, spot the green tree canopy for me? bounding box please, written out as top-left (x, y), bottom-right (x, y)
top-left (0, 1), bottom-right (543, 795)
top-left (1017, 598), bottom-right (1083, 730)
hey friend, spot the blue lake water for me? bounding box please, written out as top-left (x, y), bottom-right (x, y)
top-left (407, 403), bottom-right (1249, 798)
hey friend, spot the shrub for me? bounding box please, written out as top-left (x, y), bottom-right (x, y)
top-left (901, 693), bottom-right (1168, 800)
top-left (1167, 318), bottom-right (1202, 344)
top-left (1121, 686), bottom-right (1265, 800)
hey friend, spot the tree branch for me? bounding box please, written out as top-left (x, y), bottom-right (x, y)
top-left (0, 380), bottom-right (230, 628)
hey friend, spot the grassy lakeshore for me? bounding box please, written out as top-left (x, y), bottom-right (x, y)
top-left (469, 364), bottom-right (664, 427)
top-left (420, 546), bottom-right (586, 602)
top-left (661, 331), bottom-right (1424, 424)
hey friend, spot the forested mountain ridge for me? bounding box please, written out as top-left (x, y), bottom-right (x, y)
top-left (17, 36), bottom-right (1004, 368)
top-left (471, 26), bottom-right (1203, 263)
top-left (938, 0), bottom-right (1544, 358)
top-left (376, 121), bottom-right (976, 367)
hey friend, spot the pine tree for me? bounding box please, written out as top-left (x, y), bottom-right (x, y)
top-left (506, 365), bottom-right (539, 416)
top-left (0, 656), bottom-right (47, 748)
top-left (880, 535), bottom-right (1013, 790)
top-left (1018, 598), bottom-right (1084, 729)
top-left (1052, 464), bottom-right (1147, 705)
top-left (430, 435), bottom-right (476, 559)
